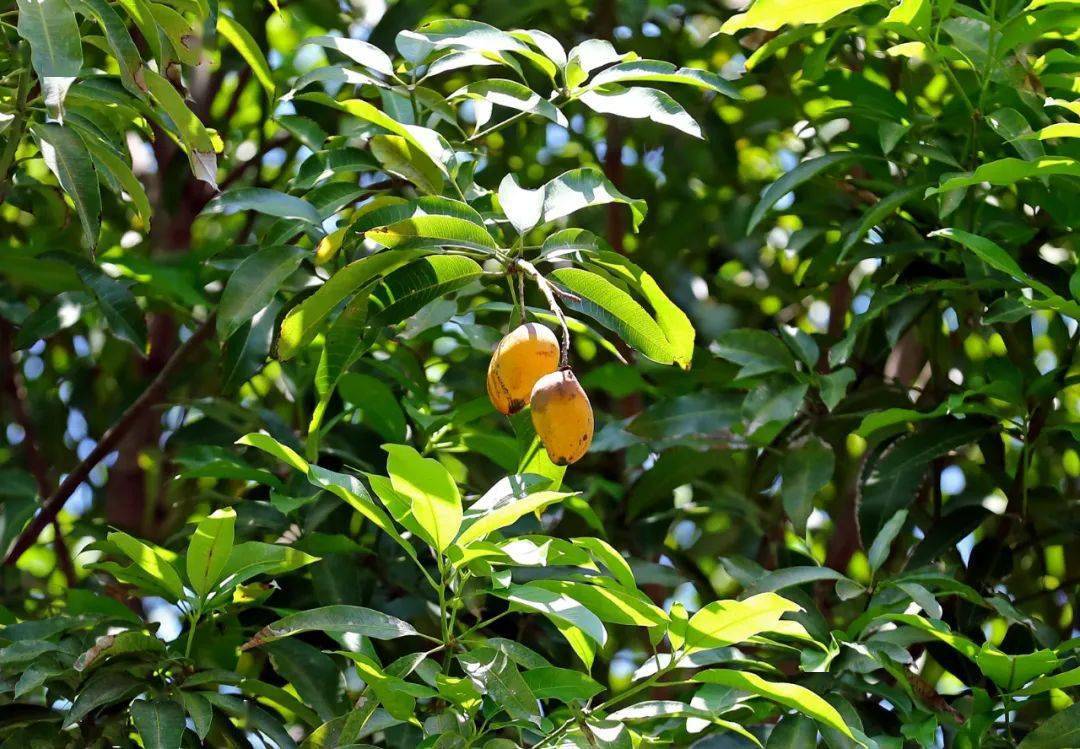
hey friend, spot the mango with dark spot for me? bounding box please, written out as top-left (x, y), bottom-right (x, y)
top-left (530, 368), bottom-right (593, 465)
top-left (486, 323), bottom-right (560, 415)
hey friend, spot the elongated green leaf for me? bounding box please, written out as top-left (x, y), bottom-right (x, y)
top-left (206, 188), bottom-right (321, 225)
top-left (367, 215), bottom-right (498, 253)
top-left (720, 0), bottom-right (875, 32)
top-left (218, 14), bottom-right (275, 96)
top-left (68, 0), bottom-right (144, 96)
top-left (82, 134), bottom-right (150, 222)
top-left (64, 672), bottom-right (141, 728)
top-left (580, 86), bottom-right (702, 138)
top-left (74, 262), bottom-right (146, 351)
top-left (236, 432), bottom-right (310, 473)
top-left (501, 583), bottom-right (607, 646)
top-left (186, 508), bottom-right (235, 599)
top-left (143, 69), bottom-right (217, 187)
top-left (694, 669), bottom-right (857, 741)
top-left (278, 249), bottom-right (421, 360)
top-left (540, 167), bottom-right (647, 230)
top-left (218, 245), bottom-right (306, 340)
top-left (455, 490), bottom-right (567, 547)
top-left (303, 35), bottom-right (396, 78)
top-left (522, 667), bottom-right (603, 703)
top-left (931, 156), bottom-right (1080, 193)
top-left (451, 79), bottom-right (567, 127)
top-left (583, 250), bottom-right (696, 369)
top-left (131, 699), bottom-right (185, 749)
top-left (549, 267), bottom-right (674, 364)
top-left (369, 255), bottom-right (482, 326)
top-left (30, 123), bottom-right (100, 249)
top-left (590, 60), bottom-right (740, 99)
top-left (768, 715), bottom-right (819, 748)
top-left (17, 0), bottom-right (82, 117)
top-left (867, 509), bottom-right (907, 574)
top-left (748, 152), bottom-right (858, 231)
top-left (222, 297), bottom-right (280, 391)
top-left (531, 579), bottom-right (667, 626)
top-left (307, 464), bottom-right (416, 559)
top-left (685, 592), bottom-right (801, 652)
top-left (930, 228), bottom-right (1056, 297)
top-left (459, 648), bottom-right (541, 727)
top-left (370, 134), bottom-right (445, 195)
top-left (840, 184), bottom-right (923, 257)
top-left (385, 444), bottom-right (462, 553)
top-left (1018, 702), bottom-right (1080, 748)
top-left (244, 605), bottom-right (416, 650)
top-left (780, 437), bottom-right (834, 534)
top-left (106, 531), bottom-right (184, 600)
top-left (216, 541), bottom-right (318, 592)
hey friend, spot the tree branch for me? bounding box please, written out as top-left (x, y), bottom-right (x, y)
top-left (0, 321), bottom-right (76, 586)
top-left (2, 313), bottom-right (217, 568)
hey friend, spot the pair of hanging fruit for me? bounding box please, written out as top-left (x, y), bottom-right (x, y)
top-left (486, 323), bottom-right (593, 465)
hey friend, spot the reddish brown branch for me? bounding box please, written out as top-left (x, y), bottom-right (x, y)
top-left (2, 314), bottom-right (217, 568)
top-left (0, 322), bottom-right (76, 586)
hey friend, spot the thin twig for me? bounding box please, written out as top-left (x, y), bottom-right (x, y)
top-left (3, 314), bottom-right (217, 568)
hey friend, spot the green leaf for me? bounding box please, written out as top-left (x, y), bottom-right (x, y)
top-left (549, 267), bottom-right (674, 364)
top-left (143, 68), bottom-right (217, 187)
top-left (589, 60), bottom-right (740, 99)
top-left (106, 531), bottom-right (184, 600)
top-left (186, 507), bottom-right (236, 599)
top-left (840, 185), bottom-right (924, 259)
top-left (780, 437), bottom-right (834, 534)
top-left (582, 250), bottom-right (696, 369)
top-left (521, 667), bottom-right (603, 703)
top-left (530, 579), bottom-right (667, 626)
top-left (369, 255), bottom-right (483, 326)
top-left (748, 153), bottom-right (858, 232)
top-left (720, 0), bottom-right (876, 33)
top-left (867, 509), bottom-right (907, 574)
top-left (307, 464), bottom-right (416, 560)
top-left (236, 432), bottom-right (310, 473)
top-left (539, 167), bottom-right (647, 231)
top-left (178, 692), bottom-right (213, 740)
top-left (456, 490), bottom-right (569, 547)
top-left (242, 605), bottom-right (418, 650)
top-left (82, 134), bottom-right (151, 222)
top-left (930, 228), bottom-right (1056, 297)
top-left (278, 249), bottom-right (422, 360)
top-left (17, 0), bottom-right (82, 118)
top-left (218, 14), bottom-right (275, 96)
top-left (65, 672), bottom-right (141, 728)
top-left (338, 373), bottom-right (407, 441)
top-left (859, 419), bottom-right (989, 544)
top-left (580, 86), bottom-right (702, 138)
top-left (384, 444), bottom-right (462, 553)
top-left (30, 123), bottom-right (100, 249)
top-left (68, 0), bottom-right (144, 97)
top-left (684, 592), bottom-right (802, 652)
top-left (216, 541), bottom-right (318, 592)
top-left (1017, 701), bottom-right (1080, 748)
top-left (205, 188), bottom-right (322, 226)
top-left (367, 215), bottom-right (498, 253)
top-left (697, 670), bottom-right (858, 741)
top-left (451, 79), bottom-right (567, 127)
top-left (295, 147), bottom-right (378, 190)
top-left (222, 298), bottom-right (280, 391)
top-left (459, 648), bottom-right (541, 727)
top-left (73, 262), bottom-right (146, 351)
top-left (370, 134), bottom-right (445, 195)
top-left (714, 329), bottom-right (797, 378)
top-left (930, 156), bottom-right (1080, 193)
top-left (502, 583), bottom-right (608, 647)
top-left (303, 35), bottom-right (396, 78)
top-left (131, 699), bottom-right (185, 749)
top-left (218, 245), bottom-right (307, 340)
top-left (976, 646), bottom-right (1060, 691)
top-left (768, 715), bottom-right (820, 748)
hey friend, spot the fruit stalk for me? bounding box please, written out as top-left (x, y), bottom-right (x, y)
top-left (515, 259), bottom-right (570, 368)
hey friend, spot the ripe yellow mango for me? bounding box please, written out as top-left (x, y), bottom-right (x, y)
top-left (530, 368), bottom-right (593, 465)
top-left (486, 323), bottom-right (560, 415)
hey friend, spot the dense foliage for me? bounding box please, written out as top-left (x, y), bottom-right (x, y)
top-left (1, 0), bottom-right (1079, 746)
